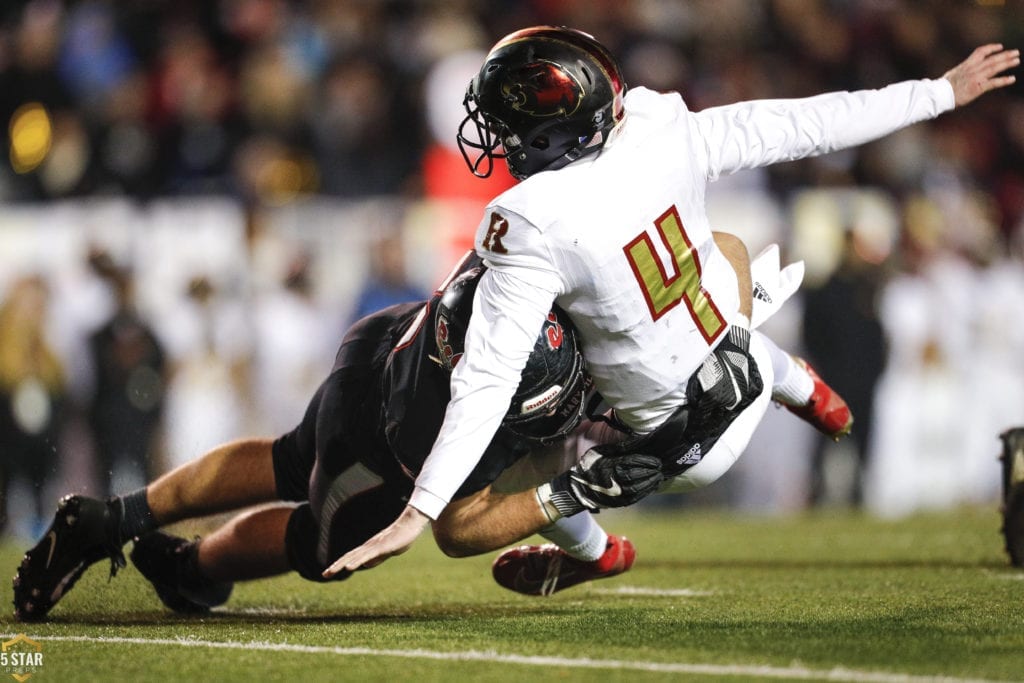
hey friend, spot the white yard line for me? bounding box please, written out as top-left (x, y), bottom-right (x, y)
top-left (218, 606), bottom-right (309, 616)
top-left (591, 585), bottom-right (715, 597)
top-left (1, 633), bottom-right (1007, 683)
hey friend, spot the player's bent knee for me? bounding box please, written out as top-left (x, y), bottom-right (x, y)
top-left (430, 488), bottom-right (498, 558)
top-left (284, 503), bottom-right (351, 583)
top-left (431, 516), bottom-right (482, 558)
top-left (431, 530), bottom-right (472, 558)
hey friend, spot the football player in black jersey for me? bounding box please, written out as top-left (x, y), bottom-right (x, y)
top-left (13, 252), bottom-right (634, 620)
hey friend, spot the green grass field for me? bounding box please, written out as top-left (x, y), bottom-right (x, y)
top-left (2, 506), bottom-right (1023, 682)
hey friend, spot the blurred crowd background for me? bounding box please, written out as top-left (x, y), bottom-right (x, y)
top-left (1, 0), bottom-right (1022, 539)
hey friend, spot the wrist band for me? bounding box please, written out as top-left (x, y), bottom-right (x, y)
top-left (535, 483), bottom-right (563, 522)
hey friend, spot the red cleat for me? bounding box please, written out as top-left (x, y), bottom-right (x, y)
top-left (492, 534), bottom-right (635, 596)
top-left (784, 358), bottom-right (853, 441)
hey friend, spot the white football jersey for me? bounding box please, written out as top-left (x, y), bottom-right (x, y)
top-left (412, 79), bottom-right (955, 518)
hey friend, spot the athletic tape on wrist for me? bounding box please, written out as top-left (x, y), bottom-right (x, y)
top-left (538, 480), bottom-right (590, 520)
top-left (535, 483), bottom-right (563, 522)
top-left (728, 324), bottom-right (751, 352)
top-left (547, 473), bottom-right (590, 517)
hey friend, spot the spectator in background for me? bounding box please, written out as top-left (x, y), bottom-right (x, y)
top-left (867, 197), bottom-right (977, 516)
top-left (801, 229), bottom-right (887, 507)
top-left (1, 1), bottom-right (1018, 219)
top-left (85, 253), bottom-right (167, 495)
top-left (160, 275), bottom-right (251, 472)
top-left (349, 234), bottom-right (428, 323)
top-left (252, 252), bottom-right (335, 434)
top-left (0, 276), bottom-right (66, 536)
top-left (0, 1), bottom-right (74, 199)
top-left (56, 1), bottom-right (136, 111)
top-left (960, 220), bottom-right (1024, 500)
top-left (310, 54), bottom-right (420, 197)
top-left (150, 21), bottom-right (239, 195)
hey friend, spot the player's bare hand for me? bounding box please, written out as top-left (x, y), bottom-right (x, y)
top-left (944, 44), bottom-right (1019, 107)
top-left (322, 505), bottom-right (429, 577)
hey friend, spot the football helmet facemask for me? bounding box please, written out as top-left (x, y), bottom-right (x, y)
top-left (457, 26), bottom-right (627, 180)
top-left (435, 266), bottom-right (590, 444)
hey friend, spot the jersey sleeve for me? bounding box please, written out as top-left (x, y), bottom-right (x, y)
top-left (409, 266), bottom-right (558, 519)
top-left (694, 78), bottom-right (955, 180)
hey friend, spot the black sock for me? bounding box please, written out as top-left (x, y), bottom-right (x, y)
top-left (118, 488), bottom-right (158, 543)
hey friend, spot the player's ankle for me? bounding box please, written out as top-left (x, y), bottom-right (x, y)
top-left (772, 355), bottom-right (815, 406)
top-left (117, 488), bottom-right (158, 544)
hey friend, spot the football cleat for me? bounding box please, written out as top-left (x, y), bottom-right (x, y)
top-left (130, 531), bottom-right (232, 614)
top-left (12, 495), bottom-right (126, 622)
top-left (783, 358), bottom-right (853, 441)
top-left (492, 534), bottom-right (635, 596)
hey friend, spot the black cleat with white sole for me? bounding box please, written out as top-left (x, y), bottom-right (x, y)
top-left (12, 495), bottom-right (126, 622)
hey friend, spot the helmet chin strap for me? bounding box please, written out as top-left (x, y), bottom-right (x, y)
top-left (504, 100), bottom-right (619, 178)
top-left (540, 131), bottom-right (606, 174)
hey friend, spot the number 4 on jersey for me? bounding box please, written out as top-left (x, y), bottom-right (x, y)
top-left (623, 206), bottom-right (725, 343)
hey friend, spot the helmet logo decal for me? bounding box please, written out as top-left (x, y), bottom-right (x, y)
top-left (520, 385), bottom-right (563, 415)
top-left (435, 316), bottom-right (461, 369)
top-left (502, 60), bottom-right (583, 118)
top-left (544, 311), bottom-right (564, 349)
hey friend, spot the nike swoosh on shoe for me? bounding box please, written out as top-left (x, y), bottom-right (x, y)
top-left (44, 531), bottom-right (58, 570)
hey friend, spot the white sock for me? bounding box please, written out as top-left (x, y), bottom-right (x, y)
top-left (754, 331), bottom-right (814, 406)
top-left (540, 513), bottom-right (608, 562)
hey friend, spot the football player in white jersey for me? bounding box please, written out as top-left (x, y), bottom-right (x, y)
top-left (328, 27), bottom-right (1018, 582)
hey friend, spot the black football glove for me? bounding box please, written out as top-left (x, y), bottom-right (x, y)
top-left (543, 449), bottom-right (664, 518)
top-left (688, 325), bottom-right (762, 413)
top-left (646, 325), bottom-right (764, 478)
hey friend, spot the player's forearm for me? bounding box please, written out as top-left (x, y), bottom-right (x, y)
top-left (413, 269), bottom-right (556, 518)
top-left (699, 78), bottom-right (954, 177)
top-left (712, 231), bottom-right (752, 320)
top-left (411, 382), bottom-right (518, 518)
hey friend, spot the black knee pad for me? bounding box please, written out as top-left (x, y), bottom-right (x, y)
top-left (284, 503), bottom-right (352, 583)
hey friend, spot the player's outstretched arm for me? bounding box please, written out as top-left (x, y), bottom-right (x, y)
top-left (944, 44), bottom-right (1018, 107)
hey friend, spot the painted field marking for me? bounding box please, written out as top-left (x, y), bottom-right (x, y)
top-left (591, 585), bottom-right (714, 597)
top-left (226, 606), bottom-right (309, 616)
top-left (1, 633), bottom-right (1006, 683)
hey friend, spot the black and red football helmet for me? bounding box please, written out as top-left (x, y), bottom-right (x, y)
top-left (457, 26), bottom-right (627, 180)
top-left (435, 266), bottom-right (590, 444)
